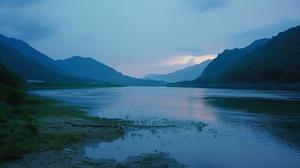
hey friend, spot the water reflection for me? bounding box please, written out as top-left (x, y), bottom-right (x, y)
top-left (203, 96), bottom-right (300, 152)
top-left (85, 128), bottom-right (226, 167)
top-left (203, 96), bottom-right (300, 116)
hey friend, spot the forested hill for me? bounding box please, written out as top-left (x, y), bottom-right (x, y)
top-left (194, 38), bottom-right (269, 83)
top-left (221, 26), bottom-right (300, 84)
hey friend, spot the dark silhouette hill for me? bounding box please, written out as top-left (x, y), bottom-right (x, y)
top-left (143, 59), bottom-right (212, 83)
top-left (0, 41), bottom-right (88, 84)
top-left (0, 34), bottom-right (68, 75)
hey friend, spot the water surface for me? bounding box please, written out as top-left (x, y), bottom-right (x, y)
top-left (31, 87), bottom-right (300, 168)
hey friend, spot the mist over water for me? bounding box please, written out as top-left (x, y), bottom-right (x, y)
top-left (30, 87), bottom-right (300, 168)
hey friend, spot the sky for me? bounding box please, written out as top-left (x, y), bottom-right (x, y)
top-left (0, 0), bottom-right (300, 78)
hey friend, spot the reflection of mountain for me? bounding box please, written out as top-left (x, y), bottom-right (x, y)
top-left (144, 59), bottom-right (212, 83)
top-left (204, 96), bottom-right (300, 150)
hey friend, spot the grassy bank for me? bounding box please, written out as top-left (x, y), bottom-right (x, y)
top-left (1, 95), bottom-right (188, 167)
top-left (26, 83), bottom-right (124, 90)
top-left (0, 95), bottom-right (130, 160)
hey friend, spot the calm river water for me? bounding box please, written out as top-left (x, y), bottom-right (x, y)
top-left (30, 87), bottom-right (300, 168)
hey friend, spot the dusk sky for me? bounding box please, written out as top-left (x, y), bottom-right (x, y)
top-left (1, 0), bottom-right (300, 78)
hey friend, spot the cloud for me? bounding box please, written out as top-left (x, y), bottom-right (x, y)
top-left (0, 0), bottom-right (44, 7)
top-left (172, 46), bottom-right (203, 55)
top-left (154, 54), bottom-right (217, 67)
top-left (140, 54), bottom-right (216, 76)
top-left (0, 1), bottom-right (56, 41)
top-left (0, 12), bottom-right (57, 41)
top-left (183, 0), bottom-right (229, 11)
top-left (231, 18), bottom-right (300, 47)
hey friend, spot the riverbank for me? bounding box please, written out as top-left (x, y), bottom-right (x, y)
top-left (0, 95), bottom-right (186, 167)
top-left (168, 82), bottom-right (300, 91)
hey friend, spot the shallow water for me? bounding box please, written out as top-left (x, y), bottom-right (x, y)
top-left (31, 87), bottom-right (300, 168)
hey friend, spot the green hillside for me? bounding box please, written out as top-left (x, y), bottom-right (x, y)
top-left (222, 26), bottom-right (300, 83)
top-left (194, 39), bottom-right (269, 83)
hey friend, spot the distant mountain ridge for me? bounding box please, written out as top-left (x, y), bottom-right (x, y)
top-left (143, 59), bottom-right (212, 83)
top-left (56, 56), bottom-right (165, 86)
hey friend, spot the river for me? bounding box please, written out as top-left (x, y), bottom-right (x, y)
top-left (30, 87), bottom-right (300, 168)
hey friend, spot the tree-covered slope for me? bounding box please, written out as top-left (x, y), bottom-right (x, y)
top-left (0, 61), bottom-right (24, 103)
top-left (222, 26), bottom-right (300, 83)
top-left (194, 38), bottom-right (269, 83)
top-left (0, 61), bottom-right (22, 89)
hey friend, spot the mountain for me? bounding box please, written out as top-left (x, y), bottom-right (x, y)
top-left (0, 41), bottom-right (88, 84)
top-left (143, 73), bottom-right (160, 80)
top-left (0, 34), bottom-right (163, 86)
top-left (221, 26), bottom-right (300, 83)
top-left (194, 38), bottom-right (269, 83)
top-left (0, 34), bottom-right (68, 75)
top-left (172, 25), bottom-right (300, 88)
top-left (143, 59), bottom-right (212, 83)
top-left (56, 56), bottom-right (165, 86)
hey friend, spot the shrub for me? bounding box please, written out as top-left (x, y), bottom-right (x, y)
top-left (0, 112), bottom-right (8, 123)
top-left (4, 88), bottom-right (25, 106)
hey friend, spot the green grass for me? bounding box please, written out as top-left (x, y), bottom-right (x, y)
top-left (22, 96), bottom-right (90, 119)
top-left (0, 120), bottom-right (40, 160)
top-left (0, 99), bottom-right (85, 160)
top-left (26, 83), bottom-right (124, 90)
top-left (0, 119), bottom-right (86, 159)
top-left (0, 95), bottom-right (127, 161)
